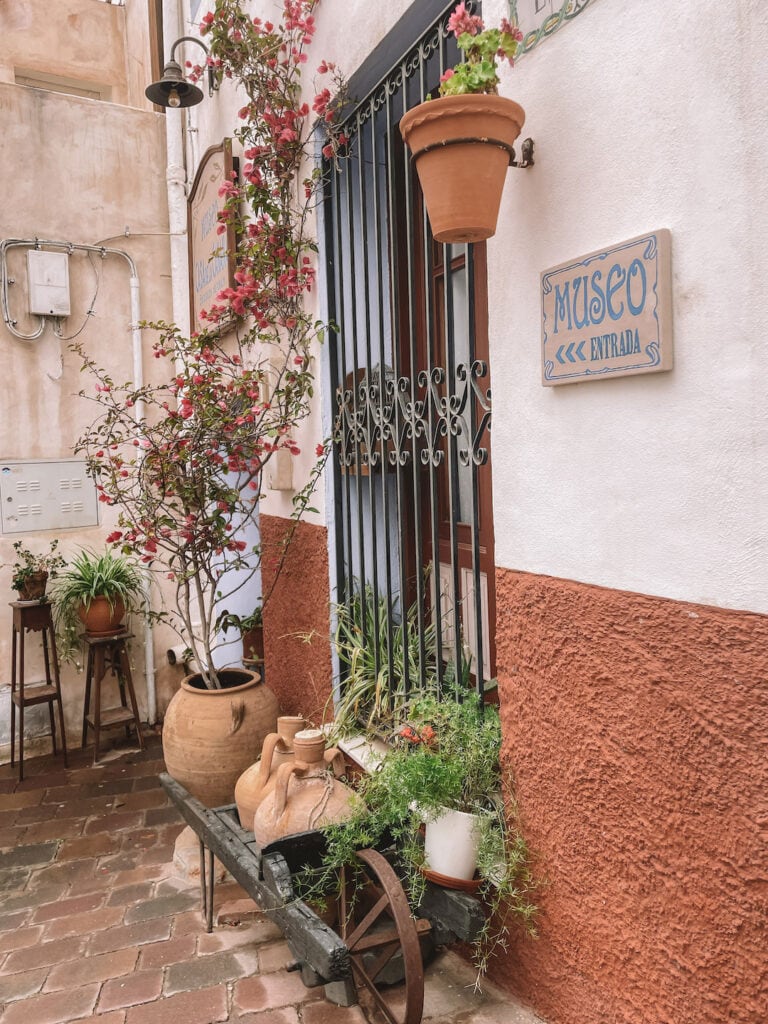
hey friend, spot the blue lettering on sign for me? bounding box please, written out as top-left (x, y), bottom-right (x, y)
top-left (195, 254), bottom-right (228, 291)
top-left (541, 230), bottom-right (669, 384)
top-left (554, 281), bottom-right (571, 333)
top-left (551, 259), bottom-right (650, 333)
top-left (200, 200), bottom-right (219, 242)
top-left (626, 258), bottom-right (646, 315)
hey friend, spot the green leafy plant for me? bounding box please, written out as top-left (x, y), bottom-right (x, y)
top-left (8, 539), bottom-right (66, 597)
top-left (51, 548), bottom-right (144, 654)
top-left (438, 2), bottom-right (523, 96)
top-left (318, 694), bottom-right (537, 978)
top-left (218, 606), bottom-right (263, 635)
top-left (330, 585), bottom-right (439, 735)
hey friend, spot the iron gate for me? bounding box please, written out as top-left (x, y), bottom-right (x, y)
top-left (324, 1), bottom-right (494, 711)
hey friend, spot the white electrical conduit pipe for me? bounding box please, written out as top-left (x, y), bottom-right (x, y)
top-left (0, 236), bottom-right (158, 725)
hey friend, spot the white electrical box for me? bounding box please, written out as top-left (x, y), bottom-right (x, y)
top-left (0, 460), bottom-right (99, 534)
top-left (26, 250), bottom-right (71, 317)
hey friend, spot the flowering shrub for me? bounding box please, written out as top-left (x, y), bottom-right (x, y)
top-left (192, 0), bottom-right (347, 340)
top-left (74, 0), bottom-right (342, 688)
top-left (439, 2), bottom-right (523, 96)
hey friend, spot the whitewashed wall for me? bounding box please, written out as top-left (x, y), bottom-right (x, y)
top-left (186, 0), bottom-right (768, 613)
top-left (486, 0), bottom-right (768, 613)
top-left (182, 0), bottom-right (416, 527)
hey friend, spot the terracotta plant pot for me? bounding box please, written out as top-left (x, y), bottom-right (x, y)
top-left (78, 596), bottom-right (126, 636)
top-left (16, 571), bottom-right (48, 601)
top-left (234, 715), bottom-right (305, 829)
top-left (162, 668), bottom-right (278, 807)
top-left (399, 93), bottom-right (525, 244)
top-left (241, 623), bottom-right (264, 663)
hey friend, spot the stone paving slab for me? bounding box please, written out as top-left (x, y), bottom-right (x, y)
top-left (0, 734), bottom-right (543, 1024)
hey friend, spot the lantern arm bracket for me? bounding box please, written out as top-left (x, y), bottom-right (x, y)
top-left (167, 36), bottom-right (217, 98)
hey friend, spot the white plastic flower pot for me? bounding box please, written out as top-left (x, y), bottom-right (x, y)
top-left (423, 807), bottom-right (481, 881)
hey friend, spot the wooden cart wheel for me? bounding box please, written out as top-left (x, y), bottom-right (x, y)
top-left (339, 848), bottom-right (427, 1024)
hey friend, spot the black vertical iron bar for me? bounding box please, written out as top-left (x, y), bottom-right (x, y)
top-left (404, 67), bottom-right (427, 696)
top-left (371, 104), bottom-right (396, 697)
top-left (343, 136), bottom-right (368, 640)
top-left (466, 244), bottom-right (485, 700)
top-left (324, 165), bottom-right (346, 638)
top-left (356, 108), bottom-right (381, 679)
top-left (444, 247), bottom-right (464, 697)
top-left (386, 77), bottom-right (412, 700)
top-left (332, 166), bottom-right (354, 627)
top-left (417, 53), bottom-right (445, 694)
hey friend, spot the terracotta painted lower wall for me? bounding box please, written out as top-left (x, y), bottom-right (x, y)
top-left (492, 569), bottom-right (767, 1024)
top-left (259, 516), bottom-right (333, 724)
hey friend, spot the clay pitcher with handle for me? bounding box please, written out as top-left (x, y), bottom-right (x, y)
top-left (234, 716), bottom-right (305, 830)
top-left (253, 729), bottom-right (357, 846)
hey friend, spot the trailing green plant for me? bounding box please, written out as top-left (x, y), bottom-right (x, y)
top-left (50, 549), bottom-right (144, 658)
top-left (7, 539), bottom-right (66, 595)
top-left (316, 693), bottom-right (537, 979)
top-left (330, 585), bottom-right (439, 735)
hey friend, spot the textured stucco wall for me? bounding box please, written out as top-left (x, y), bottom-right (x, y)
top-left (0, 45), bottom-right (172, 756)
top-left (493, 568), bottom-right (768, 1024)
top-left (0, 0), bottom-right (155, 108)
top-left (260, 516), bottom-right (333, 723)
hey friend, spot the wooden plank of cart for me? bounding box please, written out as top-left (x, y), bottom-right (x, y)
top-left (160, 773), bottom-right (485, 1024)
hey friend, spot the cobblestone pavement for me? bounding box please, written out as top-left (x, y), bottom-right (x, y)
top-left (0, 734), bottom-right (539, 1024)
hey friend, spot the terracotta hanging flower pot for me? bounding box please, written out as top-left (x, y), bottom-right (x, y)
top-left (399, 93), bottom-right (525, 244)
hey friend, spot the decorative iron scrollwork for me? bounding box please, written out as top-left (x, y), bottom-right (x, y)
top-left (335, 361), bottom-right (491, 475)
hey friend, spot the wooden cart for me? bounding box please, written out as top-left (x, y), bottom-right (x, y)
top-left (160, 773), bottom-right (485, 1024)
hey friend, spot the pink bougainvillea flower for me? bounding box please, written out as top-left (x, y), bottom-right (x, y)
top-left (447, 2), bottom-right (483, 37)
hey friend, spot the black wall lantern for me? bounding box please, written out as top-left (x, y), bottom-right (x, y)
top-left (145, 36), bottom-right (217, 109)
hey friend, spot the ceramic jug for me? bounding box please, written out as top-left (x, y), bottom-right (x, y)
top-left (234, 715), bottom-right (306, 829)
top-left (253, 728), bottom-right (357, 846)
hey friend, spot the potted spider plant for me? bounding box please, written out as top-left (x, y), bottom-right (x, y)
top-left (219, 606), bottom-right (264, 668)
top-left (399, 3), bottom-right (526, 243)
top-left (51, 548), bottom-right (144, 639)
top-left (330, 585), bottom-right (439, 735)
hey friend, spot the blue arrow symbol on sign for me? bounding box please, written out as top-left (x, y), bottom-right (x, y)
top-left (556, 345), bottom-right (566, 364)
top-left (566, 342), bottom-right (577, 362)
top-left (576, 340), bottom-right (586, 361)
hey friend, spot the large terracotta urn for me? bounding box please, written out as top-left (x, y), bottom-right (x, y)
top-left (234, 715), bottom-right (306, 829)
top-left (162, 668), bottom-right (279, 807)
top-left (399, 93), bottom-right (525, 244)
top-left (253, 729), bottom-right (356, 847)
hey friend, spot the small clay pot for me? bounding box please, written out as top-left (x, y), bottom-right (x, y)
top-left (16, 571), bottom-right (48, 601)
